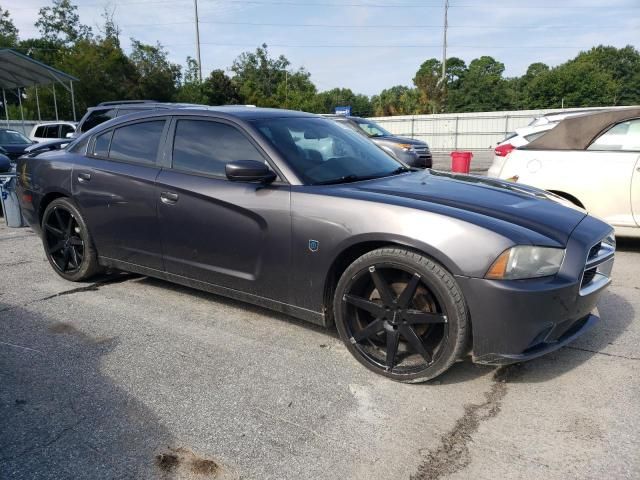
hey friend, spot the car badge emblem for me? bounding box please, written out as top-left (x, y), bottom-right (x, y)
top-left (308, 239), bottom-right (319, 252)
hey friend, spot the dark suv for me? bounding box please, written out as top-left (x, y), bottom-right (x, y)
top-left (324, 115), bottom-right (432, 168)
top-left (74, 100), bottom-right (202, 136)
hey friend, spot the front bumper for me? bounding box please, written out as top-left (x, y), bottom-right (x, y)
top-left (456, 215), bottom-right (614, 365)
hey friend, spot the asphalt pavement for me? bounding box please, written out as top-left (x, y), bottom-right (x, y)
top-left (1, 222), bottom-right (639, 480)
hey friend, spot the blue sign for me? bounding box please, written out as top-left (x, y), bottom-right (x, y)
top-left (334, 106), bottom-right (352, 116)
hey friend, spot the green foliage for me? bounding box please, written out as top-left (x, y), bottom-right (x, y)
top-left (35, 0), bottom-right (92, 46)
top-left (0, 5), bottom-right (19, 47)
top-left (311, 88), bottom-right (372, 116)
top-left (129, 39), bottom-right (180, 101)
top-left (371, 86), bottom-right (421, 116)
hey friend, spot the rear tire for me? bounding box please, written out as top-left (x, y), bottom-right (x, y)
top-left (41, 197), bottom-right (101, 282)
top-left (334, 247), bottom-right (469, 383)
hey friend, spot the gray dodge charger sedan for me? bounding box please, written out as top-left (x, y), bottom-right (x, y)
top-left (16, 107), bottom-right (615, 383)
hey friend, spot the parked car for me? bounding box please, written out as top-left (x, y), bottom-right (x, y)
top-left (0, 128), bottom-right (34, 160)
top-left (29, 121), bottom-right (76, 142)
top-left (488, 108), bottom-right (640, 238)
top-left (74, 100), bottom-right (203, 137)
top-left (324, 114), bottom-right (432, 168)
top-left (17, 107), bottom-right (615, 382)
top-left (491, 123), bottom-right (556, 161)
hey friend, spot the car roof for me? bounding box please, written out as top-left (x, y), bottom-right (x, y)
top-left (34, 121), bottom-right (76, 126)
top-left (522, 107), bottom-right (640, 150)
top-left (106, 106), bottom-right (320, 122)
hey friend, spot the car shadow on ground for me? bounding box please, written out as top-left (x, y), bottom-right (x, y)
top-left (0, 303), bottom-right (221, 479)
top-left (616, 237), bottom-right (640, 253)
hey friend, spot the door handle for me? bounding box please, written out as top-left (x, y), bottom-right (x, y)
top-left (160, 191), bottom-right (179, 204)
top-left (77, 172), bottom-right (91, 182)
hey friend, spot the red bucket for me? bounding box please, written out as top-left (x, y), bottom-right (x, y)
top-left (450, 151), bottom-right (473, 174)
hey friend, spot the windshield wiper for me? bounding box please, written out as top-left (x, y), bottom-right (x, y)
top-left (313, 174), bottom-right (377, 185)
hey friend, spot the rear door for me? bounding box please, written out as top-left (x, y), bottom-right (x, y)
top-left (156, 116), bottom-right (292, 301)
top-left (73, 118), bottom-right (169, 270)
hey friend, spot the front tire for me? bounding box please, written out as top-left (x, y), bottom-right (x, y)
top-left (41, 197), bottom-right (101, 282)
top-left (334, 247), bottom-right (469, 383)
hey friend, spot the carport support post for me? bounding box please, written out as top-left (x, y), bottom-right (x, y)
top-left (52, 84), bottom-right (59, 121)
top-left (70, 81), bottom-right (76, 122)
top-left (2, 89), bottom-right (8, 127)
top-left (35, 86), bottom-right (41, 121)
top-left (17, 88), bottom-right (25, 134)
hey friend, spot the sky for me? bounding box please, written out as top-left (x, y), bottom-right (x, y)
top-left (2, 0), bottom-right (640, 96)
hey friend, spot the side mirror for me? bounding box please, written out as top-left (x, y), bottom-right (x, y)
top-left (65, 132), bottom-right (74, 138)
top-left (225, 160), bottom-right (277, 183)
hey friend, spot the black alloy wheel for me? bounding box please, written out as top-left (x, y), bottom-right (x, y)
top-left (334, 248), bottom-right (469, 383)
top-left (42, 197), bottom-right (101, 281)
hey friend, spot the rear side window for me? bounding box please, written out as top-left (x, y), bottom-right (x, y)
top-left (172, 120), bottom-right (265, 176)
top-left (588, 119), bottom-right (640, 151)
top-left (80, 109), bottom-right (116, 132)
top-left (34, 126), bottom-right (46, 137)
top-left (109, 120), bottom-right (165, 164)
top-left (93, 130), bottom-right (112, 157)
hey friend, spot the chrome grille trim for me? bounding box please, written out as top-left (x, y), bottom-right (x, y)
top-left (579, 237), bottom-right (615, 296)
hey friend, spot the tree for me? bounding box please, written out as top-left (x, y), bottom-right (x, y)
top-left (175, 57), bottom-right (207, 104)
top-left (35, 0), bottom-right (92, 46)
top-left (230, 44), bottom-right (290, 107)
top-left (129, 39), bottom-right (180, 101)
top-left (371, 86), bottom-right (421, 116)
top-left (311, 88), bottom-right (372, 116)
top-left (446, 56), bottom-right (511, 112)
top-left (0, 5), bottom-right (19, 47)
top-left (202, 69), bottom-right (243, 105)
top-left (413, 57), bottom-right (467, 113)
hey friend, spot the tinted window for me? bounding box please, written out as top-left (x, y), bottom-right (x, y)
top-left (93, 130), bottom-right (112, 157)
top-left (44, 125), bottom-right (59, 138)
top-left (172, 120), bottom-right (265, 176)
top-left (0, 129), bottom-right (31, 144)
top-left (253, 117), bottom-right (402, 185)
top-left (35, 126), bottom-right (46, 137)
top-left (588, 119), bottom-right (640, 151)
top-left (109, 120), bottom-right (165, 164)
top-left (80, 109), bottom-right (116, 132)
top-left (60, 124), bottom-right (75, 137)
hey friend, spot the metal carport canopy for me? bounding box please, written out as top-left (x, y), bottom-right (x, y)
top-left (0, 48), bottom-right (79, 124)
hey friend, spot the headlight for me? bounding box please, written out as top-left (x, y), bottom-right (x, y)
top-left (485, 246), bottom-right (565, 280)
top-left (602, 232), bottom-right (616, 249)
top-left (397, 143), bottom-right (415, 152)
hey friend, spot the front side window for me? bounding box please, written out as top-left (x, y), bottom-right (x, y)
top-left (588, 119), bottom-right (640, 151)
top-left (60, 124), bottom-right (75, 137)
top-left (353, 119), bottom-right (392, 138)
top-left (44, 125), bottom-right (59, 138)
top-left (81, 109), bottom-right (116, 132)
top-left (252, 117), bottom-right (403, 185)
top-left (172, 120), bottom-right (265, 177)
top-left (109, 120), bottom-right (165, 164)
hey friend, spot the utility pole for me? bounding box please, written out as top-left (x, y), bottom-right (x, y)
top-left (194, 0), bottom-right (203, 82)
top-left (441, 0), bottom-right (449, 82)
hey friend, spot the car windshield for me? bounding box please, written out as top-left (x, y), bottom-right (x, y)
top-left (0, 129), bottom-right (31, 144)
top-left (252, 117), bottom-right (406, 185)
top-left (353, 119), bottom-right (392, 138)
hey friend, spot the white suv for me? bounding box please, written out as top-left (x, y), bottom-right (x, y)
top-left (29, 122), bottom-right (77, 142)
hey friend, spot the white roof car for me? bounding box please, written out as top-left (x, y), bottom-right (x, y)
top-left (29, 121), bottom-right (77, 142)
top-left (487, 108), bottom-right (640, 237)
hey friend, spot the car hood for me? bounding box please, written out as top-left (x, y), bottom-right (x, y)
top-left (337, 170), bottom-right (587, 245)
top-left (0, 144), bottom-right (32, 159)
top-left (372, 135), bottom-right (427, 147)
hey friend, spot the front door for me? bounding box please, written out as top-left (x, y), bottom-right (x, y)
top-left (633, 155), bottom-right (640, 226)
top-left (73, 118), bottom-right (169, 270)
top-left (156, 117), bottom-right (291, 302)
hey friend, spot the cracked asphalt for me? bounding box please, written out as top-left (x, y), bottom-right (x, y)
top-left (1, 223), bottom-right (639, 480)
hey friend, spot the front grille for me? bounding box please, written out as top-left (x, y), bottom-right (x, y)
top-left (412, 146), bottom-right (432, 167)
top-left (581, 268), bottom-right (597, 287)
top-left (579, 237), bottom-right (614, 295)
